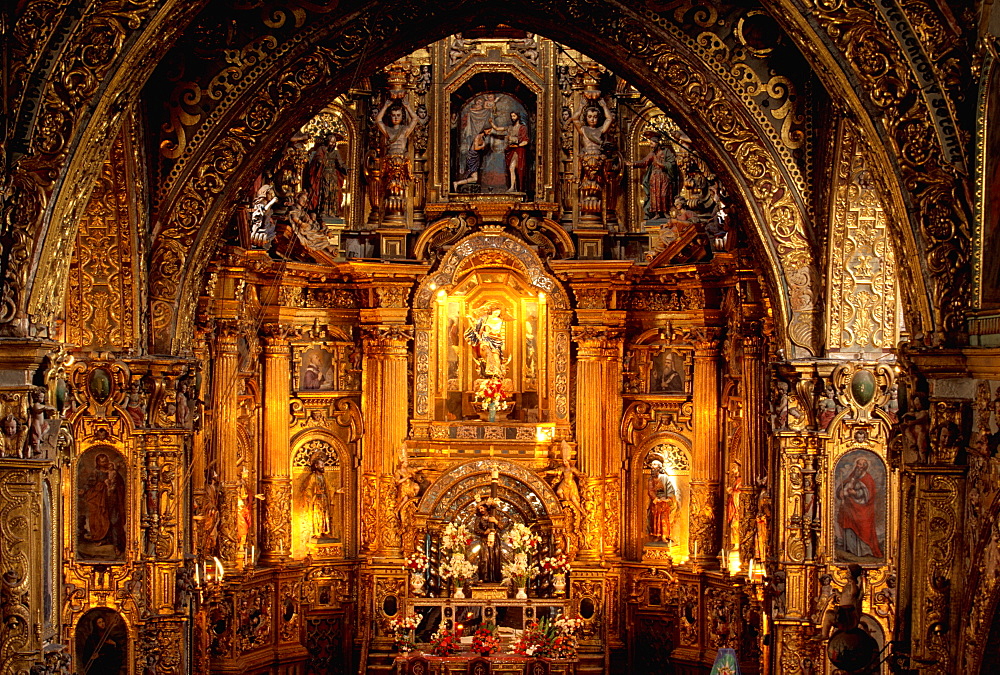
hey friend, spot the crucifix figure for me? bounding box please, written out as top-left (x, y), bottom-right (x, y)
top-left (473, 467), bottom-right (507, 583)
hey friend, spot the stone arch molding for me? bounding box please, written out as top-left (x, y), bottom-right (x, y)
top-left (10, 0), bottom-right (964, 352)
top-left (133, 1), bottom-right (820, 356)
top-left (416, 458), bottom-right (563, 519)
top-left (413, 232), bottom-right (570, 310)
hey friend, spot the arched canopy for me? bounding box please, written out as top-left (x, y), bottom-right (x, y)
top-left (416, 458), bottom-right (563, 521)
top-left (7, 0), bottom-right (966, 351)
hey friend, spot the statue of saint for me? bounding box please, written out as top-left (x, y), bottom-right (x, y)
top-left (464, 302), bottom-right (508, 378)
top-left (472, 497), bottom-right (507, 583)
top-left (630, 131), bottom-right (679, 220)
top-left (250, 183), bottom-right (278, 248)
top-left (490, 111), bottom-right (530, 193)
top-left (305, 452), bottom-right (334, 539)
top-left (725, 461), bottom-right (742, 555)
top-left (303, 132), bottom-right (348, 219)
top-left (289, 191), bottom-right (337, 253)
top-left (646, 460), bottom-right (678, 544)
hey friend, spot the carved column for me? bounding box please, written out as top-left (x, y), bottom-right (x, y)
top-left (690, 329), bottom-right (723, 567)
top-left (211, 323), bottom-right (243, 567)
top-left (260, 326), bottom-right (292, 563)
top-left (602, 330), bottom-right (624, 559)
top-left (739, 331), bottom-right (768, 560)
top-left (572, 326), bottom-right (620, 560)
top-left (360, 323), bottom-right (411, 558)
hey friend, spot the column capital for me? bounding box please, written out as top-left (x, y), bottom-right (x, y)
top-left (214, 319), bottom-right (241, 342)
top-left (260, 322), bottom-right (295, 345)
top-left (692, 326), bottom-right (724, 354)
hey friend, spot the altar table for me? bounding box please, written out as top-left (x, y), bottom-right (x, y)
top-left (394, 653), bottom-right (577, 675)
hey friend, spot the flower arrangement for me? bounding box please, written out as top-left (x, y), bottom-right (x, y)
top-left (429, 627), bottom-right (460, 656)
top-left (539, 553), bottom-right (571, 575)
top-left (438, 551), bottom-right (477, 584)
top-left (388, 614), bottom-right (421, 654)
top-left (549, 615), bottom-right (584, 659)
top-left (441, 523), bottom-right (472, 555)
top-left (474, 378), bottom-right (510, 410)
top-left (501, 554), bottom-right (539, 588)
top-left (471, 623), bottom-right (501, 656)
top-left (404, 552), bottom-right (429, 572)
top-left (505, 523), bottom-right (541, 554)
top-left (512, 620), bottom-right (549, 657)
top-left (511, 615), bottom-right (584, 659)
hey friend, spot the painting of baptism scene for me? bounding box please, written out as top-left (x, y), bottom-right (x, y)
top-left (10, 3), bottom-right (996, 675)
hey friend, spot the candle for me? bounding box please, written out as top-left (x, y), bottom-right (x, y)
top-left (491, 466), bottom-right (499, 481)
top-left (748, 559), bottom-right (755, 579)
top-left (694, 541), bottom-right (699, 557)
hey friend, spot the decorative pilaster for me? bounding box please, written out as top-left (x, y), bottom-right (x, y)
top-left (360, 323), bottom-right (411, 557)
top-left (739, 331), bottom-right (768, 559)
top-left (572, 326), bottom-right (614, 559)
top-left (211, 323), bottom-right (242, 566)
top-left (260, 325), bottom-right (292, 563)
top-left (690, 329), bottom-right (722, 567)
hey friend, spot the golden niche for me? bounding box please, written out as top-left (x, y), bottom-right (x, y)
top-left (435, 268), bottom-right (546, 424)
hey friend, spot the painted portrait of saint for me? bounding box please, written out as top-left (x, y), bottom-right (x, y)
top-left (76, 608), bottom-right (128, 675)
top-left (833, 449), bottom-right (886, 563)
top-left (650, 349), bottom-right (686, 394)
top-left (452, 90), bottom-right (533, 195)
top-left (300, 347), bottom-right (335, 391)
top-left (77, 447), bottom-right (127, 561)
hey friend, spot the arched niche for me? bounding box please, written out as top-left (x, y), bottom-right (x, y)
top-left (416, 459), bottom-right (565, 583)
top-left (289, 431), bottom-right (351, 559)
top-left (626, 434), bottom-right (692, 563)
top-left (411, 232), bottom-right (571, 431)
top-left (417, 458), bottom-right (562, 521)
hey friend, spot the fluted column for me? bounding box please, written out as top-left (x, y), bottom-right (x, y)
top-left (572, 326), bottom-right (620, 560)
top-left (260, 325), bottom-right (292, 563)
top-left (360, 324), bottom-right (411, 558)
top-left (211, 323), bottom-right (243, 567)
top-left (739, 330), bottom-right (768, 560)
top-left (689, 329), bottom-right (723, 567)
top-left (601, 330), bottom-right (624, 559)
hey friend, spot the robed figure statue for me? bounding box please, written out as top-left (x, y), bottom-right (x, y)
top-left (472, 497), bottom-right (507, 583)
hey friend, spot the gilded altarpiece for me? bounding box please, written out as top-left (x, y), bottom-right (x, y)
top-left (771, 361), bottom-right (900, 674)
top-left (61, 357), bottom-right (195, 675)
top-left (410, 232), bottom-right (571, 442)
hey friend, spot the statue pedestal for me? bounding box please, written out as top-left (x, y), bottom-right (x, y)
top-left (469, 583), bottom-right (507, 600)
top-left (377, 227), bottom-right (410, 258)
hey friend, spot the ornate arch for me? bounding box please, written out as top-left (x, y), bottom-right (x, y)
top-left (416, 458), bottom-right (562, 520)
top-left (413, 231), bottom-right (570, 309)
top-left (6, 0), bottom-right (965, 355)
top-left (129, 2), bottom-right (824, 356)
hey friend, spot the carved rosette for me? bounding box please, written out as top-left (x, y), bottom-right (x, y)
top-left (260, 479), bottom-right (292, 559)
